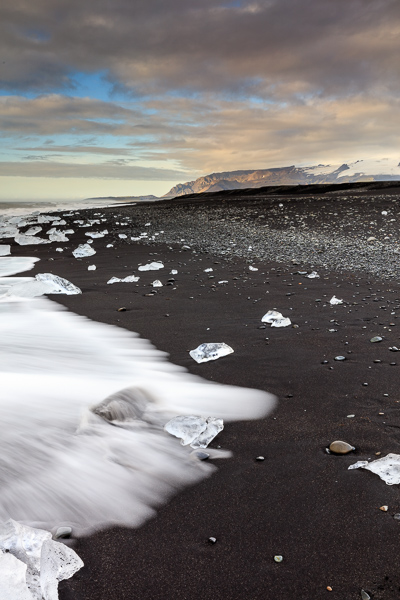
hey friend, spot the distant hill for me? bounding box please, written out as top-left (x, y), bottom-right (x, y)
top-left (163, 159), bottom-right (400, 198)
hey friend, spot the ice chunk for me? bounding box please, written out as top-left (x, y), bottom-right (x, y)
top-left (330, 295), bottom-right (343, 305)
top-left (190, 418), bottom-right (224, 449)
top-left (138, 261), bottom-right (164, 271)
top-left (24, 226), bottom-right (42, 236)
top-left (15, 234), bottom-right (50, 246)
top-left (170, 269), bottom-right (178, 275)
top-left (349, 453), bottom-right (400, 485)
top-left (248, 265), bottom-right (258, 271)
top-left (0, 245), bottom-right (10, 256)
top-left (49, 231), bottom-right (69, 243)
top-left (261, 310), bottom-right (291, 327)
top-left (152, 280), bottom-right (163, 287)
top-left (0, 226), bottom-right (18, 238)
top-left (218, 280), bottom-right (228, 284)
top-left (72, 243), bottom-right (96, 258)
top-left (35, 273), bottom-right (82, 295)
top-left (0, 552), bottom-right (34, 600)
top-left (306, 271), bottom-right (320, 278)
top-left (88, 265), bottom-right (96, 271)
top-left (189, 343), bottom-right (234, 363)
top-left (107, 275), bottom-right (140, 284)
top-left (37, 215), bottom-right (56, 224)
top-left (85, 230), bottom-right (108, 238)
top-left (204, 268), bottom-right (213, 273)
top-left (164, 415), bottom-right (224, 448)
top-left (0, 519), bottom-right (83, 600)
top-left (271, 317), bottom-right (291, 327)
top-left (164, 415), bottom-right (207, 446)
top-left (106, 244), bottom-right (113, 248)
top-left (0, 257), bottom-right (39, 277)
top-left (262, 310), bottom-right (283, 323)
top-left (118, 233), bottom-right (127, 239)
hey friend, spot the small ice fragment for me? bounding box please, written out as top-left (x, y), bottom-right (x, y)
top-left (0, 226), bottom-right (18, 239)
top-left (24, 226), bottom-right (42, 236)
top-left (56, 248), bottom-right (63, 252)
top-left (88, 265), bottom-right (96, 271)
top-left (106, 244), bottom-right (113, 248)
top-left (0, 257), bottom-right (39, 277)
top-left (35, 273), bottom-right (82, 295)
top-left (0, 245), bottom-right (10, 256)
top-left (164, 415), bottom-right (224, 448)
top-left (164, 416), bottom-right (207, 446)
top-left (152, 280), bottom-right (163, 287)
top-left (138, 261), bottom-right (164, 271)
top-left (349, 453), bottom-right (400, 485)
top-left (190, 417), bottom-right (224, 449)
top-left (261, 310), bottom-right (291, 327)
top-left (271, 317), bottom-right (291, 328)
top-left (218, 280), bottom-right (228, 284)
top-left (330, 296), bottom-right (343, 305)
top-left (72, 243), bottom-right (96, 258)
top-left (0, 519), bottom-right (83, 600)
top-left (262, 310), bottom-right (283, 323)
top-left (118, 234), bottom-right (127, 239)
top-left (382, 211), bottom-right (388, 216)
top-left (249, 265), bottom-right (258, 271)
top-left (204, 268), bottom-right (213, 272)
top-left (170, 269), bottom-right (178, 275)
top-left (14, 234), bottom-right (50, 246)
top-left (49, 230), bottom-right (69, 242)
top-left (107, 275), bottom-right (140, 284)
top-left (306, 271), bottom-right (320, 279)
top-left (189, 343), bottom-right (234, 364)
top-left (85, 230), bottom-right (108, 238)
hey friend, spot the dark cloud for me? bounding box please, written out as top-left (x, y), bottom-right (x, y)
top-left (1, 0), bottom-right (400, 98)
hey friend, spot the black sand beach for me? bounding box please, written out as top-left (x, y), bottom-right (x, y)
top-left (6, 188), bottom-right (400, 599)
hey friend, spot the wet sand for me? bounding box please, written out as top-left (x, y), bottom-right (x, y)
top-left (7, 194), bottom-right (400, 599)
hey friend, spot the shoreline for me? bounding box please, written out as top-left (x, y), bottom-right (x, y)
top-left (3, 193), bottom-right (400, 599)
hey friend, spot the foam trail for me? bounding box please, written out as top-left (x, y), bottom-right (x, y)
top-left (0, 258), bottom-right (276, 536)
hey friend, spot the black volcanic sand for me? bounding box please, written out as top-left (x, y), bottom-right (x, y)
top-left (7, 196), bottom-right (400, 600)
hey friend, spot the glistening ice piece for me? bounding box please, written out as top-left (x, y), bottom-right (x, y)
top-left (164, 416), bottom-right (224, 449)
top-left (349, 453), bottom-right (400, 485)
top-left (0, 519), bottom-right (83, 600)
top-left (189, 343), bottom-right (234, 363)
top-left (72, 244), bottom-right (96, 258)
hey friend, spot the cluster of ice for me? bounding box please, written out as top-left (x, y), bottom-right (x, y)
top-left (189, 343), bottom-right (234, 363)
top-left (164, 416), bottom-right (224, 449)
top-left (0, 258), bottom-right (275, 534)
top-left (0, 519), bottom-right (83, 600)
top-left (261, 310), bottom-right (291, 328)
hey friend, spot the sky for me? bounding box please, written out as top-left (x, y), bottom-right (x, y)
top-left (1, 0), bottom-right (400, 201)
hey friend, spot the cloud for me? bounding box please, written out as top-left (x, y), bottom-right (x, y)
top-left (0, 160), bottom-right (188, 180)
top-left (1, 0), bottom-right (400, 99)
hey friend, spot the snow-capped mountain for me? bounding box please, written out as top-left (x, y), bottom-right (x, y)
top-left (163, 159), bottom-right (400, 197)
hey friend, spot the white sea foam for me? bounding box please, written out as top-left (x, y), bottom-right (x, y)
top-left (0, 257), bottom-right (276, 536)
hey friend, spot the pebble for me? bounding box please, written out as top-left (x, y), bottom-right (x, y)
top-left (329, 441), bottom-right (355, 454)
top-left (379, 505), bottom-right (388, 512)
top-left (274, 555), bottom-right (283, 563)
top-left (393, 513), bottom-right (400, 520)
top-left (117, 307), bottom-right (126, 312)
top-left (370, 336), bottom-right (383, 343)
top-left (255, 456), bottom-right (265, 461)
top-left (334, 355), bottom-right (346, 361)
top-left (193, 451), bottom-right (209, 461)
top-left (326, 586), bottom-right (333, 592)
top-left (208, 537), bottom-right (217, 544)
top-left (361, 590), bottom-right (371, 600)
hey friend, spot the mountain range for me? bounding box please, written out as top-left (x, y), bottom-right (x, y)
top-left (163, 159), bottom-right (400, 197)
